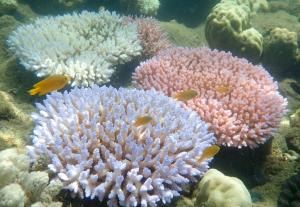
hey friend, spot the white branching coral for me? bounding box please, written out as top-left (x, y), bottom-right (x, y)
top-left (7, 10), bottom-right (142, 86)
top-left (27, 86), bottom-right (215, 207)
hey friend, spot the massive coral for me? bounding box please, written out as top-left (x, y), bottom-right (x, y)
top-left (205, 0), bottom-right (266, 62)
top-left (133, 47), bottom-right (287, 148)
top-left (7, 10), bottom-right (142, 86)
top-left (27, 85), bottom-right (215, 207)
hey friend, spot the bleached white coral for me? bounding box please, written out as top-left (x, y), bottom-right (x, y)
top-left (7, 10), bottom-right (142, 86)
top-left (28, 85), bottom-right (216, 207)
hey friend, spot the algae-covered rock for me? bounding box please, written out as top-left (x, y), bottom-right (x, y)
top-left (263, 27), bottom-right (300, 74)
top-left (278, 172), bottom-right (300, 207)
top-left (195, 169), bottom-right (252, 207)
top-left (290, 108), bottom-right (300, 128)
top-left (205, 0), bottom-right (263, 62)
top-left (279, 79), bottom-right (300, 112)
top-left (285, 127), bottom-right (300, 154)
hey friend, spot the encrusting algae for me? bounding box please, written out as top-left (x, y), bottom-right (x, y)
top-left (28, 75), bottom-right (70, 96)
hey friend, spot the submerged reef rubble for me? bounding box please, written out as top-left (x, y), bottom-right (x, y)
top-left (27, 85), bottom-right (216, 207)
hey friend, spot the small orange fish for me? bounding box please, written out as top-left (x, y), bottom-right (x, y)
top-left (215, 85), bottom-right (231, 94)
top-left (173, 89), bottom-right (198, 101)
top-left (197, 145), bottom-right (220, 163)
top-left (134, 115), bottom-right (153, 127)
top-left (28, 75), bottom-right (70, 96)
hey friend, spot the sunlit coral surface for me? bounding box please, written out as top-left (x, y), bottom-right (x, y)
top-left (28, 85), bottom-right (215, 207)
top-left (133, 47), bottom-right (287, 148)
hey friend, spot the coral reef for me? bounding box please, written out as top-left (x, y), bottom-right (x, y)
top-left (120, 0), bottom-right (160, 16)
top-left (205, 0), bottom-right (266, 62)
top-left (57, 0), bottom-right (85, 8)
top-left (0, 90), bottom-right (33, 150)
top-left (28, 85), bottom-right (216, 207)
top-left (0, 148), bottom-right (63, 206)
top-left (262, 27), bottom-right (300, 75)
top-left (269, 0), bottom-right (300, 19)
top-left (159, 20), bottom-right (207, 47)
top-left (135, 18), bottom-right (172, 58)
top-left (279, 79), bottom-right (300, 112)
top-left (7, 9), bottom-right (142, 86)
top-left (290, 108), bottom-right (300, 128)
top-left (0, 0), bottom-right (17, 15)
top-left (133, 47), bottom-right (287, 148)
top-left (195, 169), bottom-right (252, 207)
top-left (278, 172), bottom-right (300, 207)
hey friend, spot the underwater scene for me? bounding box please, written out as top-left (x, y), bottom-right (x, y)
top-left (0, 0), bottom-right (300, 207)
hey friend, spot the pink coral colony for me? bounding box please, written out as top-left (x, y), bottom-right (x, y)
top-left (133, 47), bottom-right (287, 148)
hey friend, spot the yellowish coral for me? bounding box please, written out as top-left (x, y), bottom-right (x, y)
top-left (206, 0), bottom-right (264, 61)
top-left (0, 90), bottom-right (33, 150)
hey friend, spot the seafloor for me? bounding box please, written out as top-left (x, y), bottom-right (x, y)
top-left (0, 0), bottom-right (300, 207)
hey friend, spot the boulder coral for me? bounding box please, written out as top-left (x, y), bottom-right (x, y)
top-left (195, 169), bottom-right (252, 207)
top-left (205, 0), bottom-right (266, 62)
top-left (263, 27), bottom-right (300, 74)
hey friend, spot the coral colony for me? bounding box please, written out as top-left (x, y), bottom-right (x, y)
top-left (133, 47), bottom-right (287, 148)
top-left (27, 86), bottom-right (215, 207)
top-left (7, 10), bottom-right (142, 87)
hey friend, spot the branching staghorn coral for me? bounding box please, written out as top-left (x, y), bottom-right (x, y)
top-left (7, 9), bottom-right (142, 86)
top-left (28, 85), bottom-right (216, 207)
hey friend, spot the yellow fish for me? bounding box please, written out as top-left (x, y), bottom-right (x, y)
top-left (28, 75), bottom-right (70, 96)
top-left (134, 115), bottom-right (153, 127)
top-left (197, 145), bottom-right (220, 163)
top-left (173, 89), bottom-right (198, 101)
top-left (215, 85), bottom-right (231, 94)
